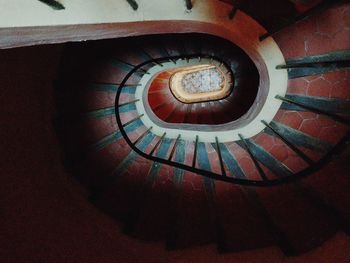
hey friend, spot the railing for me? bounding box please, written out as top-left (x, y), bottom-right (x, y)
top-left (126, 0), bottom-right (138, 10)
top-left (114, 54), bottom-right (350, 187)
top-left (259, 0), bottom-right (338, 41)
top-left (38, 0), bottom-right (65, 10)
top-left (126, 0), bottom-right (192, 11)
top-left (218, 0), bottom-right (342, 41)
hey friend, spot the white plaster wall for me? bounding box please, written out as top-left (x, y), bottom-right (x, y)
top-left (0, 0), bottom-right (228, 28)
top-left (0, 0), bottom-right (262, 49)
top-left (0, 0), bottom-right (264, 55)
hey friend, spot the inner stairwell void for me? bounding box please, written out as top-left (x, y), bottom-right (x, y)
top-left (1, 0), bottom-right (350, 262)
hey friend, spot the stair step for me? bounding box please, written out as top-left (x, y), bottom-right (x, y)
top-left (237, 136), bottom-right (293, 179)
top-left (153, 101), bottom-right (178, 120)
top-left (255, 184), bottom-right (338, 255)
top-left (216, 142), bottom-right (246, 178)
top-left (215, 183), bottom-right (275, 252)
top-left (302, 147), bottom-right (350, 233)
top-left (92, 133), bottom-right (157, 219)
top-left (266, 121), bottom-right (332, 152)
top-left (169, 171), bottom-right (217, 249)
top-left (165, 104), bottom-right (188, 123)
top-left (225, 142), bottom-right (262, 181)
top-left (131, 138), bottom-right (174, 240)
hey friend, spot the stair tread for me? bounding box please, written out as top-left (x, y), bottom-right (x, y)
top-left (255, 184), bottom-right (338, 254)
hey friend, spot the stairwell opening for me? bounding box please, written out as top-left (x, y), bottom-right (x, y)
top-left (140, 33), bottom-right (260, 125)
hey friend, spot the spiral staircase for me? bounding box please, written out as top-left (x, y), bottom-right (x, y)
top-left (49, 0), bottom-right (350, 256)
top-left (1, 0), bottom-right (350, 261)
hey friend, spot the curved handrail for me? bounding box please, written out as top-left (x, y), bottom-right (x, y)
top-left (114, 54), bottom-right (350, 187)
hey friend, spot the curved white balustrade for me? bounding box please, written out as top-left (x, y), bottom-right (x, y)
top-left (134, 52), bottom-right (287, 143)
